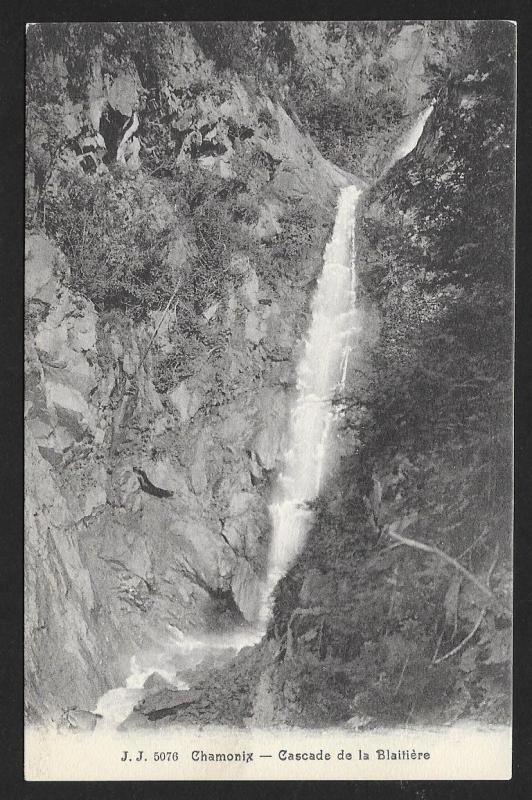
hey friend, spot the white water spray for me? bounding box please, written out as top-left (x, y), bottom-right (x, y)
top-left (94, 628), bottom-right (262, 729)
top-left (261, 104), bottom-right (434, 619)
top-left (93, 104), bottom-right (434, 729)
top-left (261, 183), bottom-right (362, 617)
top-left (387, 102), bottom-right (434, 168)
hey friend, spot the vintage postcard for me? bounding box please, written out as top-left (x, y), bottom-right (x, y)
top-left (24, 21), bottom-right (514, 781)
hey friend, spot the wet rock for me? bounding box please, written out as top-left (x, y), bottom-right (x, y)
top-left (117, 710), bottom-right (154, 731)
top-left (143, 672), bottom-right (177, 694)
top-left (134, 688), bottom-right (202, 720)
top-left (59, 708), bottom-right (103, 733)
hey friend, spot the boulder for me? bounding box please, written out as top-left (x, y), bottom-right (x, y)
top-left (59, 708), bottom-right (102, 733)
top-left (143, 672), bottom-right (177, 694)
top-left (240, 269), bottom-right (259, 309)
top-left (137, 377), bottom-right (164, 414)
top-left (253, 200), bottom-right (283, 240)
top-left (117, 711), bottom-right (154, 731)
top-left (26, 417), bottom-right (54, 444)
top-left (35, 325), bottom-right (68, 358)
top-left (134, 688), bottom-right (202, 720)
top-left (190, 444), bottom-right (208, 495)
top-left (48, 425), bottom-right (77, 455)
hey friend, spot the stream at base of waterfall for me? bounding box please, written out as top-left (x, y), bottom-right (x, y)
top-left (94, 106), bottom-right (434, 730)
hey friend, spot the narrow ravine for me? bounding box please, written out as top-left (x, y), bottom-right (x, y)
top-left (94, 105), bottom-right (434, 731)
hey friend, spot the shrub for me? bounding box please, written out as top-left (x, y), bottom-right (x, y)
top-left (44, 172), bottom-right (176, 318)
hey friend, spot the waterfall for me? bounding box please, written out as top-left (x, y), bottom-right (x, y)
top-left (387, 102), bottom-right (434, 168)
top-left (261, 104), bottom-right (434, 621)
top-left (259, 184), bottom-right (361, 620)
top-left (93, 105), bottom-right (434, 729)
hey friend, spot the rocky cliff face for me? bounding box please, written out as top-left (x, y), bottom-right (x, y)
top-left (122, 22), bottom-right (514, 733)
top-left (25, 21), bottom-right (494, 727)
top-left (25, 22), bottom-right (354, 724)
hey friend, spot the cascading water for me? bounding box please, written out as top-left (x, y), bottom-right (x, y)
top-left (260, 184), bottom-right (362, 620)
top-left (260, 104), bottom-right (434, 620)
top-left (387, 102), bottom-right (434, 169)
top-left (93, 104), bottom-right (433, 730)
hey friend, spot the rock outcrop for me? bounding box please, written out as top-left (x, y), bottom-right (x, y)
top-left (24, 22), bottom-right (354, 723)
top-left (24, 21), bottom-right (503, 729)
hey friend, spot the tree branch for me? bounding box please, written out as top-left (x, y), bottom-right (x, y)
top-left (432, 548), bottom-right (500, 664)
top-left (137, 278), bottom-right (183, 374)
top-left (433, 609), bottom-right (486, 665)
top-left (384, 527), bottom-right (510, 616)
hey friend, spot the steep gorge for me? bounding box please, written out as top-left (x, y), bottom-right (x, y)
top-left (24, 21), bottom-right (513, 731)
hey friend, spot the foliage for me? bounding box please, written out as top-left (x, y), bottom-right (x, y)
top-left (290, 63), bottom-right (403, 173)
top-left (44, 172), bottom-right (176, 317)
top-left (26, 22), bottom-right (186, 101)
top-left (257, 197), bottom-right (331, 288)
top-left (357, 21), bottom-right (514, 457)
top-left (190, 22), bottom-right (295, 83)
top-left (262, 20), bottom-right (514, 729)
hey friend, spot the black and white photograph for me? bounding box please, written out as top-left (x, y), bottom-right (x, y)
top-left (24, 20), bottom-right (515, 780)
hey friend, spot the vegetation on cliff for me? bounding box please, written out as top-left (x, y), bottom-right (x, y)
top-left (257, 20), bottom-right (514, 729)
top-left (24, 21), bottom-right (514, 729)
